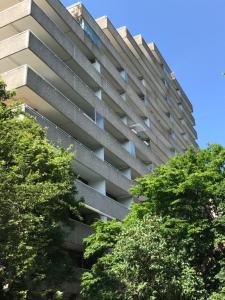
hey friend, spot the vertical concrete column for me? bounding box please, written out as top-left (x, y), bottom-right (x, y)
top-left (94, 90), bottom-right (104, 129)
top-left (181, 118), bottom-right (186, 125)
top-left (122, 140), bottom-right (136, 158)
top-left (118, 196), bottom-right (133, 208)
top-left (165, 95), bottom-right (170, 103)
top-left (163, 79), bottom-right (169, 88)
top-left (95, 89), bottom-right (102, 100)
top-left (94, 147), bottom-right (104, 161)
top-left (145, 162), bottom-right (153, 172)
top-left (144, 117), bottom-right (151, 128)
top-left (144, 95), bottom-right (149, 105)
top-left (100, 215), bottom-right (108, 222)
top-left (170, 148), bottom-right (177, 156)
top-left (89, 180), bottom-right (106, 195)
top-left (141, 78), bottom-right (146, 87)
top-left (119, 69), bottom-right (128, 82)
top-left (120, 93), bottom-right (126, 101)
top-left (170, 130), bottom-right (176, 140)
top-left (92, 59), bottom-right (101, 73)
top-left (121, 116), bottom-right (128, 125)
top-left (181, 132), bottom-right (188, 141)
top-left (178, 103), bottom-right (184, 112)
top-left (120, 168), bottom-right (132, 180)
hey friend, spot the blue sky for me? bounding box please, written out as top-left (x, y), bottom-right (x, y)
top-left (62, 0), bottom-right (225, 148)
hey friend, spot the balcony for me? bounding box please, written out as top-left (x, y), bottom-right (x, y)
top-left (1, 65), bottom-right (148, 176)
top-left (64, 220), bottom-right (94, 251)
top-left (23, 105), bottom-right (133, 201)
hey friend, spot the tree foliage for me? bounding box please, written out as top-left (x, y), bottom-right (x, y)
top-left (0, 81), bottom-right (82, 299)
top-left (82, 216), bottom-right (206, 300)
top-left (81, 146), bottom-right (225, 299)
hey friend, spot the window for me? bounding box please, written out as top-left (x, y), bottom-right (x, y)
top-left (119, 69), bottom-right (128, 82)
top-left (178, 103), bottom-right (184, 112)
top-left (130, 142), bottom-right (136, 157)
top-left (162, 65), bottom-right (171, 79)
top-left (122, 141), bottom-right (136, 157)
top-left (81, 19), bottom-right (101, 48)
top-left (165, 95), bottom-right (170, 103)
top-left (169, 130), bottom-right (176, 140)
top-left (181, 132), bottom-right (188, 141)
top-left (144, 117), bottom-right (151, 128)
top-left (95, 112), bottom-right (104, 129)
top-left (91, 59), bottom-right (101, 73)
top-left (166, 112), bottom-right (174, 122)
top-left (141, 78), bottom-right (146, 87)
top-left (120, 92), bottom-right (126, 101)
top-left (144, 162), bottom-right (153, 172)
top-left (176, 88), bottom-right (182, 97)
top-left (162, 78), bottom-right (168, 88)
top-left (165, 112), bottom-right (171, 119)
top-left (170, 148), bottom-right (177, 156)
top-left (144, 95), bottom-right (150, 104)
top-left (180, 118), bottom-right (185, 125)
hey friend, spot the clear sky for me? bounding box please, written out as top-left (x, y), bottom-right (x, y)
top-left (62, 0), bottom-right (225, 148)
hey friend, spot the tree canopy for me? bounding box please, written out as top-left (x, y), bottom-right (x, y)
top-left (81, 145), bottom-right (225, 300)
top-left (0, 80), bottom-right (82, 299)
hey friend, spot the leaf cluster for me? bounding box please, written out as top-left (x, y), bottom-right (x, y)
top-left (81, 145), bottom-right (225, 299)
top-left (0, 83), bottom-right (82, 299)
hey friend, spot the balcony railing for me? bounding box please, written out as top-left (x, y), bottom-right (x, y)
top-left (24, 104), bottom-right (132, 181)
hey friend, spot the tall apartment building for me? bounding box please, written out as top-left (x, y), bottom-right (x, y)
top-left (0, 0), bottom-right (197, 295)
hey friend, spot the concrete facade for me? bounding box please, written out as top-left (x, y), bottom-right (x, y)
top-left (0, 0), bottom-right (197, 296)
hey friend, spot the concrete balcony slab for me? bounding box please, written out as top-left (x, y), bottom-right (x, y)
top-left (1, 65), bottom-right (147, 176)
top-left (0, 30), bottom-right (163, 167)
top-left (0, 1), bottom-right (171, 164)
top-left (25, 105), bottom-right (133, 200)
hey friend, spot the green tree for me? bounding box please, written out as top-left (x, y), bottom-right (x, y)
top-left (131, 145), bottom-right (225, 297)
top-left (81, 145), bottom-right (225, 299)
top-left (81, 220), bottom-right (122, 300)
top-left (82, 216), bottom-right (205, 300)
top-left (0, 81), bottom-right (82, 299)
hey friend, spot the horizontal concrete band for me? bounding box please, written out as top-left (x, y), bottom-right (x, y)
top-left (110, 22), bottom-right (194, 124)
top-left (25, 105), bottom-right (133, 199)
top-left (56, 0), bottom-right (196, 140)
top-left (90, 9), bottom-right (195, 130)
top-left (1, 65), bottom-right (147, 176)
top-left (0, 30), bottom-right (163, 166)
top-left (0, 0), bottom-right (172, 163)
top-left (76, 180), bottom-right (129, 220)
top-left (55, 2), bottom-right (183, 154)
top-left (73, 4), bottom-right (195, 136)
top-left (25, 110), bottom-right (129, 242)
top-left (64, 182), bottom-right (129, 250)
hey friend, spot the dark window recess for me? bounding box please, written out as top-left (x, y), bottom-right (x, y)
top-left (67, 250), bottom-right (93, 270)
top-left (165, 112), bottom-right (170, 118)
top-left (162, 65), bottom-right (171, 79)
top-left (176, 89), bottom-right (182, 96)
top-left (106, 192), bottom-right (117, 201)
top-left (162, 78), bottom-right (168, 88)
top-left (68, 294), bottom-right (77, 300)
top-left (82, 212), bottom-right (100, 225)
top-left (77, 176), bottom-right (89, 185)
top-left (139, 94), bottom-right (145, 101)
top-left (89, 57), bottom-right (96, 64)
top-left (165, 95), bottom-right (170, 102)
